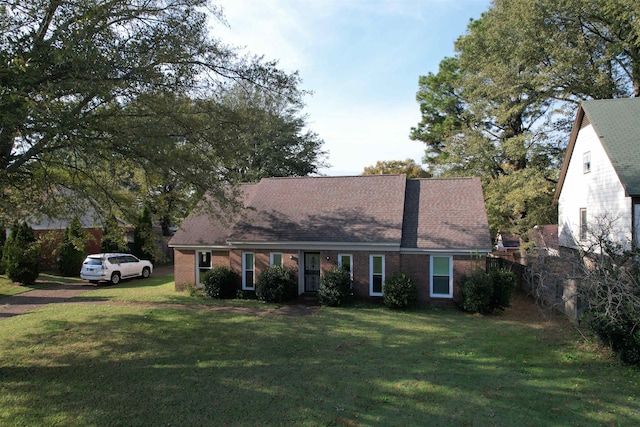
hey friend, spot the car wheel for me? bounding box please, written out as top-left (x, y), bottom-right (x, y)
top-left (110, 272), bottom-right (121, 285)
top-left (142, 267), bottom-right (151, 279)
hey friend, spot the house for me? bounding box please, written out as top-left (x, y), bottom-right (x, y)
top-left (169, 174), bottom-right (493, 304)
top-left (555, 98), bottom-right (640, 251)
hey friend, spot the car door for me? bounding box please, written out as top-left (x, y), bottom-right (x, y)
top-left (123, 255), bottom-right (140, 277)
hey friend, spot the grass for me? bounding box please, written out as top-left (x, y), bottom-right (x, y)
top-left (1, 272), bottom-right (639, 426)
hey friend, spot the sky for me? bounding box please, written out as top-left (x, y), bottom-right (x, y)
top-left (216, 0), bottom-right (492, 176)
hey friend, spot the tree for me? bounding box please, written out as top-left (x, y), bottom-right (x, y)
top-left (133, 205), bottom-right (155, 263)
top-left (411, 0), bottom-right (640, 247)
top-left (0, 0), bottom-right (313, 226)
top-left (58, 217), bottom-right (87, 276)
top-left (101, 215), bottom-right (129, 253)
top-left (2, 222), bottom-right (40, 284)
top-left (362, 159), bottom-right (430, 178)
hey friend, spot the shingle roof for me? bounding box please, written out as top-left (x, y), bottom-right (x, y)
top-left (170, 175), bottom-right (492, 251)
top-left (402, 178), bottom-right (492, 250)
top-left (582, 98), bottom-right (640, 195)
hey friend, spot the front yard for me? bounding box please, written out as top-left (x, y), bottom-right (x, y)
top-left (0, 272), bottom-right (639, 426)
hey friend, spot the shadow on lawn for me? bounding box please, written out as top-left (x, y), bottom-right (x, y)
top-left (1, 304), bottom-right (638, 426)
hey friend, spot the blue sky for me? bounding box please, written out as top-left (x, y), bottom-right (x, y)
top-left (217, 0), bottom-right (492, 176)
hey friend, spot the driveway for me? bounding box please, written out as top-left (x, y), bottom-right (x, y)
top-left (0, 265), bottom-right (318, 320)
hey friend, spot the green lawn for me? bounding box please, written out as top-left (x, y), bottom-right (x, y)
top-left (0, 273), bottom-right (639, 426)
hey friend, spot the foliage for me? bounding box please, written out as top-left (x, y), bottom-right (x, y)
top-left (255, 266), bottom-right (297, 303)
top-left (0, 1), bottom-right (321, 227)
top-left (362, 159), bottom-right (431, 178)
top-left (411, 0), bottom-right (640, 238)
top-left (133, 206), bottom-right (154, 263)
top-left (318, 266), bottom-right (352, 306)
top-left (0, 224), bottom-right (5, 275)
top-left (58, 217), bottom-right (87, 277)
top-left (382, 272), bottom-right (417, 309)
top-left (101, 215), bottom-right (129, 253)
top-left (2, 222), bottom-right (40, 285)
top-left (460, 269), bottom-right (494, 314)
top-left (202, 267), bottom-right (239, 299)
top-left (461, 267), bottom-right (516, 314)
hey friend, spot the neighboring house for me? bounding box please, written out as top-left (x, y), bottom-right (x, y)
top-left (555, 98), bottom-right (640, 251)
top-left (169, 174), bottom-right (493, 304)
top-left (29, 213), bottom-right (105, 268)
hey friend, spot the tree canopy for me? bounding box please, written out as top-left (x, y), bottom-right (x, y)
top-left (0, 0), bottom-right (325, 226)
top-left (412, 0), bottom-right (640, 241)
top-left (362, 159), bottom-right (430, 178)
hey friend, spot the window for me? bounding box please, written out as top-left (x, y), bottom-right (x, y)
top-left (579, 208), bottom-right (588, 241)
top-left (242, 252), bottom-right (255, 290)
top-left (338, 254), bottom-right (353, 286)
top-left (369, 255), bottom-right (385, 296)
top-left (583, 152), bottom-right (591, 173)
top-left (431, 256), bottom-right (452, 298)
top-left (197, 251), bottom-right (212, 285)
top-left (270, 253), bottom-right (283, 268)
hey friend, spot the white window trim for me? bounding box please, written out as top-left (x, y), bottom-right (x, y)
top-left (242, 252), bottom-right (255, 290)
top-left (430, 255), bottom-right (453, 298)
top-left (338, 253), bottom-right (353, 283)
top-left (270, 252), bottom-right (283, 267)
top-left (196, 250), bottom-right (212, 286)
top-left (583, 151), bottom-right (591, 173)
top-left (369, 255), bottom-right (385, 296)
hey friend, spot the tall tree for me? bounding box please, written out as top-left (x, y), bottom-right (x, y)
top-left (412, 0), bottom-right (640, 246)
top-left (0, 0), bottom-right (309, 225)
top-left (362, 159), bottom-right (431, 178)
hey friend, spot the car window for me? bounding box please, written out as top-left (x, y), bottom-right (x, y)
top-left (84, 258), bottom-right (102, 266)
top-left (124, 255), bottom-right (138, 263)
top-left (108, 256), bottom-right (121, 264)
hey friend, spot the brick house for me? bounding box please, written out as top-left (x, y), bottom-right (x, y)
top-left (169, 174), bottom-right (492, 304)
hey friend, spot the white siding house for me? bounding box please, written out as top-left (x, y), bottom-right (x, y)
top-left (555, 98), bottom-right (640, 251)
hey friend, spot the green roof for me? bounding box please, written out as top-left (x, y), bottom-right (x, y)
top-left (582, 98), bottom-right (640, 196)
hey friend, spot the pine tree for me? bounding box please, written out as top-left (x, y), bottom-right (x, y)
top-left (101, 215), bottom-right (128, 253)
top-left (58, 217), bottom-right (87, 276)
top-left (133, 206), bottom-right (155, 263)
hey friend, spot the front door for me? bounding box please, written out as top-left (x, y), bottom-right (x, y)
top-left (304, 252), bottom-right (321, 292)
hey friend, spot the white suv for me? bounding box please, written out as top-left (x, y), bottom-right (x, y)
top-left (80, 253), bottom-right (153, 284)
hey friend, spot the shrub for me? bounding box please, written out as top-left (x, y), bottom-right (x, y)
top-left (383, 272), bottom-right (417, 309)
top-left (58, 217), bottom-right (87, 276)
top-left (461, 267), bottom-right (516, 314)
top-left (585, 309), bottom-right (640, 365)
top-left (255, 266), bottom-right (297, 303)
top-left (318, 266), bottom-right (351, 306)
top-left (3, 222), bottom-right (41, 285)
top-left (202, 266), bottom-right (239, 299)
top-left (133, 205), bottom-right (155, 263)
top-left (488, 267), bottom-right (517, 311)
top-left (461, 269), bottom-right (494, 314)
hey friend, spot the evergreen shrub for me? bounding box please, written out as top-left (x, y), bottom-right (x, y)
top-left (202, 266), bottom-right (239, 299)
top-left (255, 266), bottom-right (297, 303)
top-left (318, 266), bottom-right (351, 307)
top-left (383, 272), bottom-right (417, 309)
top-left (461, 267), bottom-right (516, 314)
top-left (3, 222), bottom-right (41, 285)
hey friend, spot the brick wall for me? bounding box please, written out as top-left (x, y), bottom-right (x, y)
top-left (173, 247), bottom-right (486, 303)
top-left (174, 249), bottom-right (195, 291)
